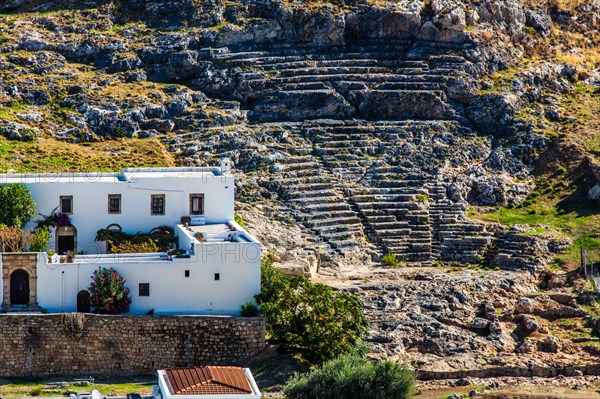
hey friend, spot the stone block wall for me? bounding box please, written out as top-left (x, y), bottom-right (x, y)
top-left (0, 314), bottom-right (265, 376)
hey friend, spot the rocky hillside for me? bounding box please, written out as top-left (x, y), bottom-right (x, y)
top-left (3, 0), bottom-right (596, 268)
top-left (1, 0), bottom-right (600, 383)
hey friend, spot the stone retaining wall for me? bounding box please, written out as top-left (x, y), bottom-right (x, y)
top-left (0, 314), bottom-right (265, 377)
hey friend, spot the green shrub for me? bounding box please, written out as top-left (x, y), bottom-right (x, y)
top-left (234, 213), bottom-right (245, 227)
top-left (284, 355), bottom-right (416, 399)
top-left (255, 258), bottom-right (368, 364)
top-left (108, 238), bottom-right (159, 254)
top-left (30, 387), bottom-right (42, 397)
top-left (30, 226), bottom-right (51, 252)
top-left (415, 193), bottom-right (429, 203)
top-left (239, 300), bottom-right (260, 317)
top-left (96, 226), bottom-right (175, 252)
top-left (89, 267), bottom-right (132, 314)
top-left (381, 253), bottom-right (399, 267)
top-left (0, 184), bottom-right (37, 227)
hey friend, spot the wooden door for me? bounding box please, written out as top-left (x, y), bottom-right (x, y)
top-left (10, 270), bottom-right (29, 305)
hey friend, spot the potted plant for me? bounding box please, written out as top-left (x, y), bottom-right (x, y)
top-left (66, 250), bottom-right (75, 263)
top-left (181, 215), bottom-right (191, 227)
top-left (194, 232), bottom-right (205, 242)
top-left (59, 256), bottom-right (66, 264)
top-left (47, 249), bottom-right (55, 263)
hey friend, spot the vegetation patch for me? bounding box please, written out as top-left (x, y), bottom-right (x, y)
top-left (96, 226), bottom-right (176, 253)
top-left (284, 354), bottom-right (415, 399)
top-left (255, 257), bottom-right (368, 365)
top-left (0, 137), bottom-right (174, 173)
top-left (89, 267), bottom-right (132, 314)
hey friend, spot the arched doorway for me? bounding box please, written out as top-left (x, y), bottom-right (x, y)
top-left (10, 269), bottom-right (29, 305)
top-left (56, 225), bottom-right (77, 255)
top-left (77, 290), bottom-right (91, 313)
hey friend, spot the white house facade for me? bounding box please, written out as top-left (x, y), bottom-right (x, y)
top-left (0, 161), bottom-right (262, 315)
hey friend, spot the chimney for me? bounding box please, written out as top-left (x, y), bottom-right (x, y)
top-left (220, 158), bottom-right (232, 174)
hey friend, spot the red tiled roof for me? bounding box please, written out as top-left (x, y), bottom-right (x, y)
top-left (165, 366), bottom-right (253, 395)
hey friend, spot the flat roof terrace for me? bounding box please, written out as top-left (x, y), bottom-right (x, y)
top-left (0, 167), bottom-right (226, 184)
top-left (187, 224), bottom-right (256, 243)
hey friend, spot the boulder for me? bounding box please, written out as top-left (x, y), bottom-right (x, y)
top-left (538, 335), bottom-right (561, 353)
top-left (251, 90), bottom-right (355, 122)
top-left (515, 297), bottom-right (537, 314)
top-left (525, 9), bottom-right (552, 37)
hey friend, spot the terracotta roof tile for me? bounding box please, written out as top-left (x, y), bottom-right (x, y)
top-left (165, 366), bottom-right (253, 395)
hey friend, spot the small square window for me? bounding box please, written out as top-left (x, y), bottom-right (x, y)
top-left (108, 194), bottom-right (121, 214)
top-left (139, 283), bottom-right (150, 296)
top-left (189, 194), bottom-right (204, 215)
top-left (151, 194), bottom-right (165, 215)
top-left (214, 273), bottom-right (220, 281)
top-left (60, 195), bottom-right (73, 214)
top-left (185, 270), bottom-right (190, 277)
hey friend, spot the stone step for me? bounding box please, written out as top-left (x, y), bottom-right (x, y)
top-left (269, 65), bottom-right (412, 77)
top-left (291, 195), bottom-right (341, 204)
top-left (353, 193), bottom-right (417, 202)
top-left (313, 223), bottom-right (362, 234)
top-left (303, 202), bottom-right (355, 212)
top-left (368, 221), bottom-right (412, 230)
top-left (257, 58), bottom-right (429, 71)
top-left (250, 74), bottom-right (448, 86)
top-left (356, 201), bottom-right (423, 211)
top-left (304, 216), bottom-right (363, 228)
top-left (282, 161), bottom-right (322, 171)
top-left (282, 177), bottom-right (330, 185)
top-left (287, 189), bottom-right (337, 199)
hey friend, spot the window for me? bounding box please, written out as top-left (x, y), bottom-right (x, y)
top-left (189, 194), bottom-right (204, 215)
top-left (151, 194), bottom-right (165, 215)
top-left (139, 283), bottom-right (150, 296)
top-left (108, 194), bottom-right (121, 214)
top-left (185, 270), bottom-right (190, 277)
top-left (214, 273), bottom-right (220, 281)
top-left (60, 196), bottom-right (73, 214)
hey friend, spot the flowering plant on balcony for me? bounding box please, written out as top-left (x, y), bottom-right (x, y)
top-left (88, 267), bottom-right (132, 314)
top-left (55, 212), bottom-right (72, 227)
top-left (35, 207), bottom-right (72, 229)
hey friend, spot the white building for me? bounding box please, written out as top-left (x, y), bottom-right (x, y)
top-left (156, 366), bottom-right (262, 399)
top-left (0, 161), bottom-right (262, 315)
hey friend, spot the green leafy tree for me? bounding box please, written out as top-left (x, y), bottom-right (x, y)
top-left (30, 226), bottom-right (51, 252)
top-left (88, 267), bottom-right (132, 314)
top-left (255, 258), bottom-right (368, 364)
top-left (0, 184), bottom-right (37, 227)
top-left (284, 355), bottom-right (415, 399)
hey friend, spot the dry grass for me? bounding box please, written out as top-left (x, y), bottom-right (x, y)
top-left (555, 49), bottom-right (600, 73)
top-left (0, 137), bottom-right (174, 173)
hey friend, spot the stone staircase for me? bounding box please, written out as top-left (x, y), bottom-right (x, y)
top-left (203, 45), bottom-right (469, 122)
top-left (258, 126), bottom-right (365, 255)
top-left (427, 181), bottom-right (493, 264)
top-left (165, 43), bottom-right (506, 264)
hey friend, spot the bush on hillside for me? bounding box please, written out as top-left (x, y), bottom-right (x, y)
top-left (284, 355), bottom-right (415, 399)
top-left (255, 257), bottom-right (368, 364)
top-left (381, 253), bottom-right (399, 267)
top-left (234, 213), bottom-right (245, 227)
top-left (0, 184), bottom-right (37, 228)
